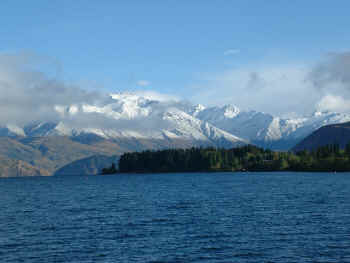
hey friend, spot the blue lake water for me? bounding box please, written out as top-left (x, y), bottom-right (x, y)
top-left (1, 172), bottom-right (350, 262)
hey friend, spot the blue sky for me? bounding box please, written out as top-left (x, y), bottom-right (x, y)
top-left (1, 1), bottom-right (350, 115)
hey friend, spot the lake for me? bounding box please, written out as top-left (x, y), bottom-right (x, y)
top-left (1, 172), bottom-right (350, 262)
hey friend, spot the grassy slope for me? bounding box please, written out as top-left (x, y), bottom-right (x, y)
top-left (0, 154), bottom-right (50, 177)
top-left (0, 136), bottom-right (123, 176)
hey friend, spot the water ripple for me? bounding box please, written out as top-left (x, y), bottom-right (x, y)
top-left (0, 172), bottom-right (350, 262)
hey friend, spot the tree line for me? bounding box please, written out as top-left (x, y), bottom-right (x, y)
top-left (102, 143), bottom-right (350, 174)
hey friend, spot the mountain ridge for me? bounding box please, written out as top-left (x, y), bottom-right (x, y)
top-left (2, 92), bottom-right (350, 151)
top-left (1, 92), bottom-right (350, 177)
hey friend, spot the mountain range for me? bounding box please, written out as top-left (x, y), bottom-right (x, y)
top-left (1, 92), bottom-right (350, 177)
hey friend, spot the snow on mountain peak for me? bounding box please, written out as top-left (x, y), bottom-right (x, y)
top-left (13, 94), bottom-right (246, 148)
top-left (4, 89), bottom-right (350, 150)
top-left (311, 110), bottom-right (333, 117)
top-left (161, 107), bottom-right (246, 145)
top-left (110, 92), bottom-right (140, 100)
top-left (110, 91), bottom-right (178, 103)
top-left (223, 104), bottom-right (240, 118)
top-left (191, 104), bottom-right (206, 116)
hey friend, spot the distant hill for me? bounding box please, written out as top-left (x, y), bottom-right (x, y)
top-left (0, 155), bottom-right (50, 177)
top-left (292, 122), bottom-right (350, 151)
top-left (54, 155), bottom-right (119, 176)
top-left (0, 136), bottom-right (123, 177)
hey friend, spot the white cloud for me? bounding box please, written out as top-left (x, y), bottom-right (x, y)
top-left (316, 94), bottom-right (350, 113)
top-left (134, 90), bottom-right (180, 102)
top-left (190, 64), bottom-right (317, 116)
top-left (136, 80), bottom-right (151, 87)
top-left (224, 49), bottom-right (241, 56)
top-left (190, 52), bottom-right (350, 116)
top-left (0, 52), bottom-right (107, 126)
top-left (0, 52), bottom-right (181, 132)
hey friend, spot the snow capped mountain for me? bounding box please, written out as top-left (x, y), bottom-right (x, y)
top-left (161, 108), bottom-right (246, 146)
top-left (6, 93), bottom-right (246, 148)
top-left (196, 106), bottom-right (273, 141)
top-left (189, 104), bottom-right (206, 116)
top-left (2, 92), bottom-right (350, 150)
top-left (194, 104), bottom-right (350, 149)
top-left (194, 104), bottom-right (240, 119)
top-left (286, 111), bottom-right (350, 140)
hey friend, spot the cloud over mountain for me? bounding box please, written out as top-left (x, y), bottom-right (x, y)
top-left (190, 65), bottom-right (315, 116)
top-left (308, 52), bottom-right (350, 112)
top-left (190, 51), bottom-right (350, 116)
top-left (308, 52), bottom-right (350, 91)
top-left (0, 52), bottom-right (107, 126)
top-left (2, 50), bottom-right (350, 133)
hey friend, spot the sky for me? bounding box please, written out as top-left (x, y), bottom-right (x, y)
top-left (1, 0), bottom-right (350, 118)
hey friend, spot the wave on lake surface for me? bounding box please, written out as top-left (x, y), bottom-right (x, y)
top-left (1, 172), bottom-right (350, 262)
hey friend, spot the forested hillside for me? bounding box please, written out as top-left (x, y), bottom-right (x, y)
top-left (104, 144), bottom-right (350, 174)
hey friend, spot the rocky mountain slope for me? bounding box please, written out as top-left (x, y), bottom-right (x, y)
top-left (0, 136), bottom-right (122, 177)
